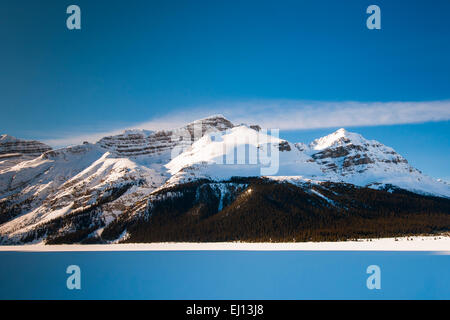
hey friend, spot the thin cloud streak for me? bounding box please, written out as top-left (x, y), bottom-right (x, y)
top-left (224, 100), bottom-right (450, 130)
top-left (42, 100), bottom-right (450, 148)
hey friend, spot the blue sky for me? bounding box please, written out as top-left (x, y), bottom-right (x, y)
top-left (0, 0), bottom-right (449, 179)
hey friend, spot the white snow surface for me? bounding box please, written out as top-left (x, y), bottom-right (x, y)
top-left (165, 125), bottom-right (322, 186)
top-left (1, 235), bottom-right (449, 252)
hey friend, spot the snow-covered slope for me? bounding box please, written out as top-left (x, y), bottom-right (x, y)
top-left (0, 148), bottom-right (166, 240)
top-left (0, 115), bottom-right (449, 244)
top-left (0, 144), bottom-right (107, 231)
top-left (165, 125), bottom-right (322, 186)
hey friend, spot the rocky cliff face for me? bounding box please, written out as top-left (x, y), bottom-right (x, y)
top-left (0, 134), bottom-right (52, 172)
top-left (0, 134), bottom-right (52, 156)
top-left (97, 115), bottom-right (234, 157)
top-left (308, 128), bottom-right (417, 177)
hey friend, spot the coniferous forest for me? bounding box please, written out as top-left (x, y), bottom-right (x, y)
top-left (91, 178), bottom-right (450, 243)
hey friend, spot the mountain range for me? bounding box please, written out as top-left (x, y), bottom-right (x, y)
top-left (0, 115), bottom-right (449, 244)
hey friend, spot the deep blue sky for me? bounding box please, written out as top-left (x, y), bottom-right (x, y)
top-left (0, 0), bottom-right (449, 179)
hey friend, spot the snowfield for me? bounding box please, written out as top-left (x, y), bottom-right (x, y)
top-left (0, 235), bottom-right (449, 252)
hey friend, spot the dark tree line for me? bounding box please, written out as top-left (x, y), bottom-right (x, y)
top-left (123, 179), bottom-right (450, 243)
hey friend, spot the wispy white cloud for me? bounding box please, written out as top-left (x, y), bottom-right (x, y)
top-left (42, 100), bottom-right (450, 148)
top-left (217, 100), bottom-right (450, 130)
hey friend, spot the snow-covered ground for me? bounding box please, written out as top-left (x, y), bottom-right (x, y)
top-left (1, 235), bottom-right (449, 252)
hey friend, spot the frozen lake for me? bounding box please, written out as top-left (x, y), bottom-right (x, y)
top-left (0, 242), bottom-right (449, 299)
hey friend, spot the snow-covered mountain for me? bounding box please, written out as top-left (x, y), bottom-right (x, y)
top-left (0, 134), bottom-right (52, 172)
top-left (0, 115), bottom-right (449, 244)
top-left (305, 128), bottom-right (450, 197)
top-left (165, 123), bottom-right (449, 197)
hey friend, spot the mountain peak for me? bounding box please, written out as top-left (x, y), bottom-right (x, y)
top-left (195, 114), bottom-right (228, 121)
top-left (183, 114), bottom-right (234, 133)
top-left (186, 114), bottom-right (233, 128)
top-left (0, 134), bottom-right (19, 143)
top-left (122, 129), bottom-right (154, 137)
top-left (310, 128), bottom-right (365, 150)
